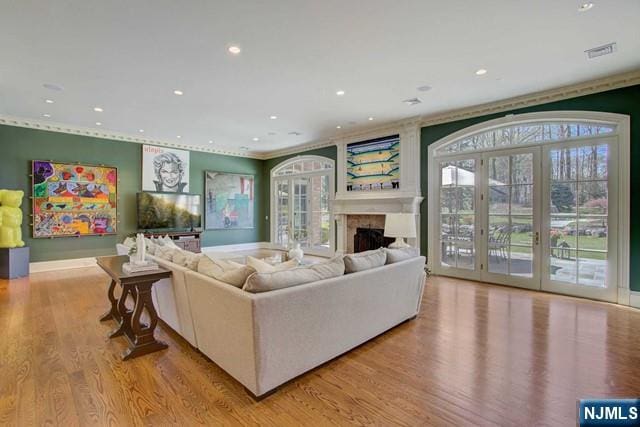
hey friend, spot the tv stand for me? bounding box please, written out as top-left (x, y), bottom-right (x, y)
top-left (143, 231), bottom-right (201, 253)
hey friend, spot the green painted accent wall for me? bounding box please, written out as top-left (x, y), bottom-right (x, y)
top-left (419, 84), bottom-right (640, 291)
top-left (0, 125), bottom-right (265, 262)
top-left (261, 146), bottom-right (338, 241)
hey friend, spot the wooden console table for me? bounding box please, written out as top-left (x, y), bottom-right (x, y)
top-left (97, 255), bottom-right (171, 360)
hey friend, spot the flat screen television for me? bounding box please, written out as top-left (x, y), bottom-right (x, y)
top-left (137, 192), bottom-right (202, 231)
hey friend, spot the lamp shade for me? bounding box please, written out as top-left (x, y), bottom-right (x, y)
top-left (384, 213), bottom-right (416, 238)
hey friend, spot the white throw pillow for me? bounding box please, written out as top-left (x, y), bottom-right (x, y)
top-left (243, 256), bottom-right (345, 293)
top-left (123, 237), bottom-right (136, 248)
top-left (246, 256), bottom-right (299, 273)
top-left (343, 248), bottom-right (387, 273)
top-left (384, 247), bottom-right (420, 264)
top-left (197, 256), bottom-right (256, 288)
top-left (163, 237), bottom-right (180, 249)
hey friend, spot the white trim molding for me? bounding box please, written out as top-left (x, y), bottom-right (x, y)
top-left (630, 292), bottom-right (640, 309)
top-left (1, 70), bottom-right (638, 161)
top-left (30, 256), bottom-right (98, 273)
top-left (0, 115), bottom-right (263, 159)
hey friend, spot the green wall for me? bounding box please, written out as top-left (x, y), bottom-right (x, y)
top-left (0, 125), bottom-right (265, 262)
top-left (261, 146), bottom-right (338, 241)
top-left (419, 84), bottom-right (640, 291)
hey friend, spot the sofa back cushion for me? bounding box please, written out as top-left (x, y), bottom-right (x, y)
top-left (246, 256), bottom-right (299, 273)
top-left (156, 246), bottom-right (180, 262)
top-left (173, 250), bottom-right (204, 271)
top-left (243, 256), bottom-right (345, 293)
top-left (198, 256), bottom-right (256, 288)
top-left (343, 248), bottom-right (386, 273)
top-left (384, 247), bottom-right (420, 264)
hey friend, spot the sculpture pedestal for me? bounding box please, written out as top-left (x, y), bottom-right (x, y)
top-left (0, 247), bottom-right (30, 279)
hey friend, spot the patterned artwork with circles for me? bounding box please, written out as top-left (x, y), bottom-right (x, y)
top-left (32, 161), bottom-right (118, 238)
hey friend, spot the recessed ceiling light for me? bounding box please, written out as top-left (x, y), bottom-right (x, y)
top-left (95, 122), bottom-right (102, 126)
top-left (269, 115), bottom-right (278, 120)
top-left (45, 99), bottom-right (54, 104)
top-left (578, 2), bottom-right (594, 11)
top-left (94, 107), bottom-right (103, 112)
top-left (139, 129), bottom-right (144, 133)
top-left (173, 90), bottom-right (183, 96)
top-left (42, 113), bottom-right (51, 118)
top-left (176, 135), bottom-right (182, 139)
top-left (252, 137), bottom-right (260, 141)
top-left (43, 83), bottom-right (63, 91)
top-left (417, 85), bottom-right (432, 92)
top-left (475, 68), bottom-right (488, 76)
top-left (336, 90), bottom-right (345, 96)
top-left (239, 146), bottom-right (249, 150)
top-left (368, 117), bottom-right (374, 121)
top-left (228, 45), bottom-right (241, 55)
top-left (336, 125), bottom-right (342, 129)
top-left (208, 140), bottom-right (214, 144)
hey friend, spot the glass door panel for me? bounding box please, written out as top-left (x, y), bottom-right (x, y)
top-left (483, 149), bottom-right (540, 289)
top-left (542, 140), bottom-right (617, 301)
top-left (292, 177), bottom-right (310, 247)
top-left (274, 179), bottom-right (290, 247)
top-left (438, 158), bottom-right (477, 273)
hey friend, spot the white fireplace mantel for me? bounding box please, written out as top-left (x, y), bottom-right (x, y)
top-left (331, 121), bottom-right (424, 254)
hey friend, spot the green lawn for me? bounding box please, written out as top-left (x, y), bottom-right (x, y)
top-left (509, 232), bottom-right (606, 259)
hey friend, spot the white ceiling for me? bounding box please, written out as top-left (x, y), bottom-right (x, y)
top-left (1, 0), bottom-right (639, 155)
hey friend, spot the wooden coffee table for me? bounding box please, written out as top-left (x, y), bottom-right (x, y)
top-left (97, 255), bottom-right (171, 360)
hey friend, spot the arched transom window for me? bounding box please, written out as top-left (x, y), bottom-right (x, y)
top-left (271, 156), bottom-right (335, 255)
top-left (434, 121), bottom-right (616, 156)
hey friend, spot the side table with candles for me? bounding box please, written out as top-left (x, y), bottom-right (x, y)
top-left (96, 255), bottom-right (171, 360)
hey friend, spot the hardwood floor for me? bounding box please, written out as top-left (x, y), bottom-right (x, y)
top-left (2, 268), bottom-right (640, 426)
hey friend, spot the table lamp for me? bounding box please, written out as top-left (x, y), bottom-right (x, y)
top-left (384, 213), bottom-right (416, 248)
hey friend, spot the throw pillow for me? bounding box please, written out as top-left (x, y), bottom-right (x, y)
top-left (123, 237), bottom-right (136, 248)
top-left (384, 247), bottom-right (420, 264)
top-left (197, 256), bottom-right (256, 288)
top-left (243, 256), bottom-right (345, 293)
top-left (144, 238), bottom-right (157, 255)
top-left (246, 256), bottom-right (299, 273)
top-left (343, 248), bottom-right (387, 273)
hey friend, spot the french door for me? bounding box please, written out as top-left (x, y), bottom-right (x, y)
top-left (435, 137), bottom-right (618, 302)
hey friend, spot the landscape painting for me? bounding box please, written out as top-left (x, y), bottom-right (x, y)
top-left (205, 172), bottom-right (254, 229)
top-left (346, 135), bottom-right (400, 191)
top-left (32, 161), bottom-right (117, 237)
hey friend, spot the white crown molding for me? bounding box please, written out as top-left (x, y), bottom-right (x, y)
top-left (263, 69), bottom-right (640, 159)
top-left (0, 115), bottom-right (264, 160)
top-left (1, 70), bottom-right (639, 161)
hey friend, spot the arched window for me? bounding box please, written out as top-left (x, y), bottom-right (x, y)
top-left (271, 156), bottom-right (335, 255)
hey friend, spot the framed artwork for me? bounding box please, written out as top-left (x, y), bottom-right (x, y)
top-left (205, 172), bottom-right (254, 229)
top-left (346, 134), bottom-right (400, 191)
top-left (32, 161), bottom-right (117, 238)
top-left (142, 144), bottom-right (190, 193)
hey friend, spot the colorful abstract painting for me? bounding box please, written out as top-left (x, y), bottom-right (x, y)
top-left (346, 135), bottom-right (400, 191)
top-left (32, 161), bottom-right (117, 237)
top-left (205, 172), bottom-right (254, 229)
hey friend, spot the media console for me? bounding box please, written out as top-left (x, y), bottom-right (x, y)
top-left (142, 231), bottom-right (201, 253)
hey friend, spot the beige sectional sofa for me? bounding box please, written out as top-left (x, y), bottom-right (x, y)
top-left (115, 243), bottom-right (426, 397)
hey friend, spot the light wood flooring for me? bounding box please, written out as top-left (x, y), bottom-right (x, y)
top-left (1, 267), bottom-right (640, 426)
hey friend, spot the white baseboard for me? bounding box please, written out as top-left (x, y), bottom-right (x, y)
top-left (201, 241), bottom-right (273, 253)
top-left (630, 292), bottom-right (640, 309)
top-left (30, 257), bottom-right (98, 273)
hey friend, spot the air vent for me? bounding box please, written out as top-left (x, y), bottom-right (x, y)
top-left (288, 131), bottom-right (302, 136)
top-left (585, 42), bottom-right (617, 59)
top-left (402, 97), bottom-right (422, 106)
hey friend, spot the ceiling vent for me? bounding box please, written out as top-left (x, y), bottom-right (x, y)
top-left (402, 97), bottom-right (422, 106)
top-left (288, 131), bottom-right (302, 136)
top-left (585, 42), bottom-right (617, 59)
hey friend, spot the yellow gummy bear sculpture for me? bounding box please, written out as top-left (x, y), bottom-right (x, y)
top-left (0, 190), bottom-right (25, 248)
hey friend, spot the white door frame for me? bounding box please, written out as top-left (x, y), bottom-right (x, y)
top-left (427, 111), bottom-right (630, 304)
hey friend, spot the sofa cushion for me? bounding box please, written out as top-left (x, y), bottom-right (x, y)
top-left (246, 256), bottom-right (299, 273)
top-left (243, 256), bottom-right (345, 293)
top-left (343, 248), bottom-right (386, 273)
top-left (198, 256), bottom-right (256, 288)
top-left (144, 238), bottom-right (157, 255)
top-left (384, 247), bottom-right (420, 264)
top-left (123, 237), bottom-right (136, 248)
top-left (156, 246), bottom-right (179, 262)
top-left (173, 250), bottom-right (203, 270)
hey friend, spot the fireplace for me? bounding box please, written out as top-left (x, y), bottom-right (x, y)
top-left (353, 227), bottom-right (394, 253)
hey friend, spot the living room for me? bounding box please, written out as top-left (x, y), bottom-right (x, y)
top-left (1, 1), bottom-right (640, 425)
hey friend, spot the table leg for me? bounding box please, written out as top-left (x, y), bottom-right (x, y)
top-left (99, 279), bottom-right (120, 322)
top-left (109, 283), bottom-right (136, 340)
top-left (122, 280), bottom-right (168, 360)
